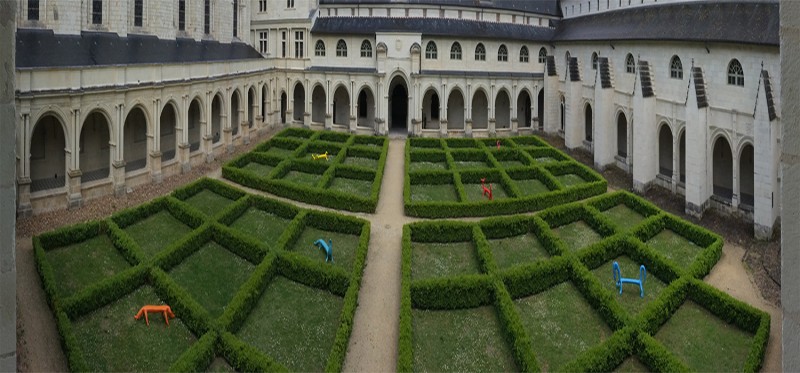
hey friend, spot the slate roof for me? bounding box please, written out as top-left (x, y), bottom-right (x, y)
top-left (598, 57), bottom-right (612, 89)
top-left (311, 17), bottom-right (556, 42)
top-left (568, 57), bottom-right (580, 82)
top-left (761, 70), bottom-right (777, 121)
top-left (639, 60), bottom-right (654, 98)
top-left (545, 55), bottom-right (557, 77)
top-left (553, 0), bottom-right (778, 46)
top-left (319, 0), bottom-right (561, 17)
top-left (692, 67), bottom-right (708, 108)
top-left (16, 29), bottom-right (263, 69)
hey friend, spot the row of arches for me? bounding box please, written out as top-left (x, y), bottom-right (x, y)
top-left (419, 87), bottom-right (540, 130)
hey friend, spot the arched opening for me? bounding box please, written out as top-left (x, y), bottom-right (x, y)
top-left (389, 76), bottom-right (409, 131)
top-left (333, 85), bottom-right (350, 126)
top-left (658, 124), bottom-right (673, 177)
top-left (422, 89), bottom-right (440, 129)
top-left (447, 89), bottom-right (465, 130)
top-left (212, 94), bottom-right (223, 144)
top-left (495, 90), bottom-right (511, 129)
top-left (231, 90), bottom-right (240, 136)
top-left (188, 99), bottom-right (202, 152)
top-left (533, 90), bottom-right (541, 129)
top-left (160, 103), bottom-right (177, 162)
top-left (740, 144), bottom-right (754, 207)
top-left (472, 90), bottom-right (488, 130)
top-left (29, 115), bottom-right (67, 192)
top-left (261, 85), bottom-right (267, 120)
top-left (311, 85), bottom-right (326, 124)
top-left (293, 83), bottom-right (305, 122)
top-left (247, 87), bottom-right (256, 129)
top-left (124, 107), bottom-right (148, 172)
top-left (517, 90), bottom-right (532, 128)
top-left (617, 112), bottom-right (627, 158)
top-left (280, 92), bottom-right (287, 124)
top-left (357, 88), bottom-right (375, 128)
top-left (80, 111), bottom-right (111, 182)
top-left (679, 130), bottom-right (686, 183)
top-left (712, 136), bottom-right (734, 200)
top-left (560, 96), bottom-right (565, 131)
top-left (584, 104), bottom-right (593, 142)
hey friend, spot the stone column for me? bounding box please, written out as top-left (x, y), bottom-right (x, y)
top-left (112, 104), bottom-right (126, 197)
top-left (17, 111), bottom-right (32, 216)
top-left (563, 79), bottom-right (583, 149)
top-left (67, 108), bottom-right (83, 207)
top-left (150, 98), bottom-right (163, 183)
top-left (684, 66), bottom-right (711, 217)
top-left (631, 62), bottom-right (657, 194)
top-left (593, 59), bottom-right (615, 170)
top-left (0, 3), bottom-right (16, 370)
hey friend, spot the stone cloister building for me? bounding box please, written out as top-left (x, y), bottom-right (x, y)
top-left (13, 0), bottom-right (780, 241)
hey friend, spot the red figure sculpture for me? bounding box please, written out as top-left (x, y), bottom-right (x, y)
top-left (134, 305), bottom-right (176, 326)
top-left (480, 178), bottom-right (494, 200)
top-left (496, 139), bottom-right (501, 150)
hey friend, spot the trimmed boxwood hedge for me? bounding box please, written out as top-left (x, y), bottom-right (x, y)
top-left (33, 177), bottom-right (371, 373)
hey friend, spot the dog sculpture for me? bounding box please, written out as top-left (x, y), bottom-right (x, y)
top-left (312, 151), bottom-right (330, 161)
top-left (313, 238), bottom-right (333, 262)
top-left (134, 305), bottom-right (176, 326)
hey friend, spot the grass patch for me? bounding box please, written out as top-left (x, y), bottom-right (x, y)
top-left (412, 306), bottom-right (517, 372)
top-left (614, 356), bottom-right (649, 372)
top-left (264, 146), bottom-right (297, 158)
top-left (645, 230), bottom-right (703, 269)
top-left (556, 174), bottom-right (587, 187)
top-left (241, 162), bottom-right (275, 177)
top-left (229, 208), bottom-right (293, 251)
top-left (554, 221), bottom-right (604, 252)
top-left (590, 256), bottom-right (667, 315)
top-left (290, 226), bottom-right (360, 271)
top-left (409, 161), bottom-right (448, 172)
top-left (206, 357), bottom-right (235, 372)
top-left (46, 234), bottom-right (131, 298)
top-left (236, 277), bottom-right (343, 372)
top-left (655, 301), bottom-right (754, 371)
top-left (453, 161), bottom-right (492, 170)
top-left (488, 234), bottom-right (550, 270)
top-left (602, 205), bottom-right (645, 232)
top-left (533, 157), bottom-right (558, 164)
top-left (410, 183), bottom-right (459, 202)
top-left (72, 286), bottom-right (196, 371)
top-left (411, 242), bottom-right (481, 281)
top-left (185, 190), bottom-right (236, 218)
top-left (281, 170), bottom-right (323, 188)
top-left (169, 242), bottom-right (255, 318)
top-left (124, 211), bottom-right (194, 258)
top-left (513, 178), bottom-right (551, 196)
top-left (498, 160), bottom-right (527, 168)
top-left (515, 282), bottom-right (613, 371)
top-left (343, 156), bottom-right (378, 169)
top-left (463, 183), bottom-right (510, 201)
top-left (328, 177), bottom-right (373, 197)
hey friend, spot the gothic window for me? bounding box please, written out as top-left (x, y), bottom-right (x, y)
top-left (450, 42), bottom-right (462, 60)
top-left (538, 47), bottom-right (547, 63)
top-left (498, 44), bottom-right (508, 62)
top-left (337, 39), bottom-right (348, 57)
top-left (315, 40), bottom-right (325, 57)
top-left (670, 55), bottom-right (683, 79)
top-left (625, 53), bottom-right (635, 74)
top-left (360, 40), bottom-right (372, 57)
top-left (425, 41), bottom-right (438, 59)
top-left (728, 59), bottom-right (744, 86)
top-left (519, 46), bottom-right (529, 63)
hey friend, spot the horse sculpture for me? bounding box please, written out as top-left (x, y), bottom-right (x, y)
top-left (313, 239), bottom-right (333, 262)
top-left (480, 178), bottom-right (493, 201)
top-left (612, 261), bottom-right (647, 298)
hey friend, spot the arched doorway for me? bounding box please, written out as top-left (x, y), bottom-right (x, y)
top-left (247, 87), bottom-right (256, 129)
top-left (517, 90), bottom-right (531, 129)
top-left (231, 90), bottom-right (240, 136)
top-left (124, 107), bottom-right (148, 172)
top-left (617, 112), bottom-right (627, 158)
top-left (388, 76), bottom-right (408, 131)
top-left (495, 90), bottom-right (510, 129)
top-left (740, 144), bottom-right (754, 207)
top-left (658, 124), bottom-right (673, 177)
top-left (536, 90), bottom-right (543, 129)
top-left (584, 104), bottom-right (593, 141)
top-left (293, 83), bottom-right (305, 122)
top-left (212, 94), bottom-right (223, 144)
top-left (713, 136), bottom-right (733, 200)
top-left (422, 89), bottom-right (440, 129)
top-left (472, 90), bottom-right (488, 130)
top-left (261, 85), bottom-right (267, 120)
top-left (29, 114), bottom-right (67, 192)
top-left (160, 103), bottom-right (177, 162)
top-left (188, 98), bottom-right (202, 152)
top-left (80, 111), bottom-right (111, 182)
top-left (280, 92), bottom-right (287, 124)
top-left (333, 85), bottom-right (350, 126)
top-left (560, 96), bottom-right (565, 131)
top-left (679, 130), bottom-right (686, 183)
top-left (448, 89), bottom-right (465, 130)
top-left (357, 88), bottom-right (375, 128)
top-left (312, 85), bottom-right (326, 124)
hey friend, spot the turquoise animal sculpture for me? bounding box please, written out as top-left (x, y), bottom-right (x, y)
top-left (313, 239), bottom-right (333, 263)
top-left (612, 261), bottom-right (646, 298)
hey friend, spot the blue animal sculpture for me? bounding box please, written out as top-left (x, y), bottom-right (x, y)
top-left (612, 261), bottom-right (646, 298)
top-left (313, 239), bottom-right (333, 263)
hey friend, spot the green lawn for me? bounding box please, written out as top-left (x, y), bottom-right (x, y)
top-left (453, 161), bottom-right (491, 170)
top-left (533, 157), bottom-right (558, 164)
top-left (328, 177), bottom-right (373, 196)
top-left (290, 226), bottom-right (361, 271)
top-left (184, 190), bottom-right (236, 218)
top-left (264, 146), bottom-right (297, 158)
top-left (614, 356), bottom-right (649, 372)
top-left (514, 282), bottom-right (613, 371)
top-left (281, 170), bottom-right (323, 188)
top-left (646, 230), bottom-right (703, 269)
top-left (72, 286), bottom-right (196, 372)
top-left (169, 242), bottom-right (255, 318)
top-left (409, 161), bottom-right (448, 172)
top-left (410, 184), bottom-right (460, 202)
top-left (206, 357), bottom-right (235, 372)
top-left (343, 156), bottom-right (378, 169)
top-left (554, 221), bottom-right (605, 252)
top-left (46, 234), bottom-right (131, 298)
top-left (124, 210), bottom-right (195, 258)
top-left (412, 306), bottom-right (517, 372)
top-left (556, 174), bottom-right (587, 187)
top-left (488, 234), bottom-right (550, 270)
top-left (514, 178), bottom-right (551, 196)
top-left (236, 277), bottom-right (343, 372)
top-left (497, 160), bottom-right (527, 168)
top-left (241, 162), bottom-right (274, 177)
top-left (602, 205), bottom-right (645, 232)
top-left (655, 301), bottom-right (754, 371)
top-left (463, 183), bottom-right (510, 201)
top-left (229, 208), bottom-right (293, 251)
top-left (411, 242), bottom-right (481, 281)
top-left (590, 256), bottom-right (667, 315)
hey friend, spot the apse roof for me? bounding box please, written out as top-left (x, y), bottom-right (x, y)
top-left (318, 0), bottom-right (562, 17)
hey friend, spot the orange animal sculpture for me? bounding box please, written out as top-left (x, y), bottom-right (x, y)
top-left (134, 305), bottom-right (175, 326)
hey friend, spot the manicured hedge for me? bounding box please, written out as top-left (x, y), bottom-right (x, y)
top-left (169, 331), bottom-right (217, 372)
top-left (218, 332), bottom-right (288, 372)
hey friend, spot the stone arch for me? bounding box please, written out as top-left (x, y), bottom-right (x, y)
top-left (422, 86), bottom-right (441, 129)
top-left (160, 100), bottom-right (179, 162)
top-left (311, 83), bottom-right (326, 124)
top-left (447, 87), bottom-right (465, 130)
top-left (292, 82), bottom-right (304, 123)
top-left (658, 123), bottom-right (673, 177)
top-left (560, 95), bottom-right (565, 131)
top-left (616, 111), bottom-right (628, 158)
top-left (280, 90), bottom-right (287, 124)
top-left (678, 127), bottom-right (686, 183)
top-left (388, 73), bottom-right (410, 131)
top-left (739, 142), bottom-right (755, 207)
top-left (247, 86), bottom-right (257, 129)
top-left (584, 102), bottom-right (593, 142)
top-left (261, 84), bottom-right (268, 120)
top-left (712, 134), bottom-right (734, 201)
top-left (333, 84), bottom-right (350, 126)
top-left (29, 113), bottom-right (68, 192)
top-left (471, 88), bottom-right (489, 130)
top-left (188, 97), bottom-right (203, 152)
top-left (211, 92), bottom-right (224, 144)
top-left (356, 85), bottom-right (375, 128)
top-left (495, 89), bottom-right (511, 129)
top-left (80, 109), bottom-right (113, 182)
top-left (516, 89), bottom-right (532, 129)
top-left (231, 88), bottom-right (242, 136)
top-left (123, 105), bottom-right (150, 172)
